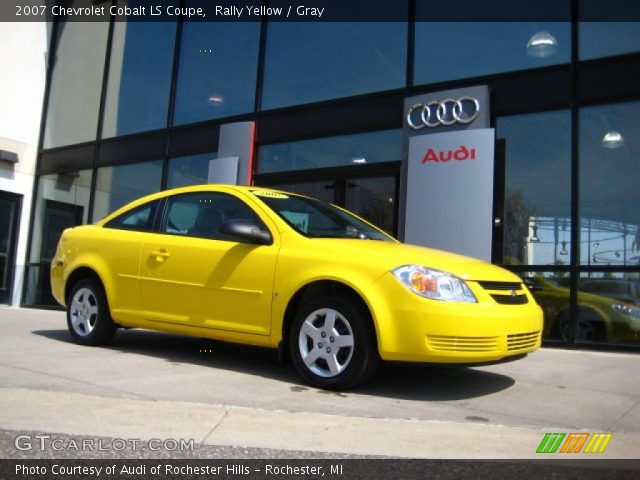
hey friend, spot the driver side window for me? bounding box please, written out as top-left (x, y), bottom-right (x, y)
top-left (162, 192), bottom-right (265, 240)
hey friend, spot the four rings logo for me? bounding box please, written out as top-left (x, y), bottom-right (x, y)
top-left (407, 97), bottom-right (480, 129)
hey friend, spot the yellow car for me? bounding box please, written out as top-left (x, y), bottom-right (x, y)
top-left (51, 185), bottom-right (542, 389)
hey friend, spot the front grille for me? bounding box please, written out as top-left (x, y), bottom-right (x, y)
top-left (476, 280), bottom-right (529, 305)
top-left (426, 335), bottom-right (500, 352)
top-left (491, 294), bottom-right (529, 305)
top-left (507, 331), bottom-right (540, 351)
top-left (478, 281), bottom-right (523, 291)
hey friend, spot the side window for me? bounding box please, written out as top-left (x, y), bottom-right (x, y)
top-left (162, 192), bottom-right (265, 240)
top-left (104, 200), bottom-right (159, 231)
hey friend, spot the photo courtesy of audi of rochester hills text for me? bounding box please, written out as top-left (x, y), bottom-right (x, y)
top-left (0, 0), bottom-right (639, 478)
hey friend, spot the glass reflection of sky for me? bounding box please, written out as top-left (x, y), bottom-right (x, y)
top-left (497, 110), bottom-right (571, 219)
top-left (167, 152), bottom-right (218, 188)
top-left (262, 22), bottom-right (407, 109)
top-left (105, 16), bottom-right (177, 137)
top-left (580, 22), bottom-right (640, 60)
top-left (174, 19), bottom-right (260, 125)
top-left (414, 21), bottom-right (570, 85)
top-left (257, 130), bottom-right (402, 174)
top-left (580, 101), bottom-right (640, 266)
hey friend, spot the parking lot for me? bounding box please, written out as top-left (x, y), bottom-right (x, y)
top-left (0, 306), bottom-right (639, 459)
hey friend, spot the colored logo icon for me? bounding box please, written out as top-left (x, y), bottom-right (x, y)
top-left (536, 432), bottom-right (613, 454)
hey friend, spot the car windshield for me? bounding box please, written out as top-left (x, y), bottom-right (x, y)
top-left (252, 190), bottom-right (394, 241)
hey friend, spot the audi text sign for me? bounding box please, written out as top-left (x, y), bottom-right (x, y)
top-left (404, 129), bottom-right (495, 262)
top-left (421, 146), bottom-right (477, 163)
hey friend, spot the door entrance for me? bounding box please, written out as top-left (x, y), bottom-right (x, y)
top-left (0, 191), bottom-right (22, 304)
top-left (255, 164), bottom-right (399, 236)
top-left (33, 200), bottom-right (84, 306)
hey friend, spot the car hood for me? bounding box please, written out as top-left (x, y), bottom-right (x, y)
top-left (305, 238), bottom-right (522, 282)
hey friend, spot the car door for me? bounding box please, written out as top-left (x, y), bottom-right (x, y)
top-left (138, 191), bottom-right (278, 335)
top-left (100, 199), bottom-right (162, 321)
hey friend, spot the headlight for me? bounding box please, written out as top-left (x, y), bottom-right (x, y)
top-left (611, 303), bottom-right (640, 319)
top-left (392, 265), bottom-right (476, 303)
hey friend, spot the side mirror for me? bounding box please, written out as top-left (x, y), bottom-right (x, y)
top-left (219, 219), bottom-right (273, 245)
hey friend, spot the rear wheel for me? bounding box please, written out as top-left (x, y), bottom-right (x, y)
top-left (289, 293), bottom-right (379, 390)
top-left (66, 279), bottom-right (116, 345)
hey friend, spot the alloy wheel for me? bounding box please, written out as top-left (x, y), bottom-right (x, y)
top-left (298, 308), bottom-right (355, 378)
top-left (69, 287), bottom-right (98, 337)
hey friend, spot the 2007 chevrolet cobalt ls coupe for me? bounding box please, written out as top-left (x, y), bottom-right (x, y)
top-left (51, 185), bottom-right (542, 389)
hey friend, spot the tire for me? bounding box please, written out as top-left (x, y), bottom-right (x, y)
top-left (66, 278), bottom-right (117, 346)
top-left (289, 293), bottom-right (379, 390)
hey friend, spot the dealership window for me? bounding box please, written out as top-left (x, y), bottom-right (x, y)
top-left (23, 170), bottom-right (93, 306)
top-left (261, 22), bottom-right (407, 110)
top-left (577, 272), bottom-right (640, 346)
top-left (579, 101), bottom-right (640, 269)
top-left (344, 176), bottom-right (396, 235)
top-left (101, 6), bottom-right (177, 138)
top-left (579, 0), bottom-right (640, 60)
top-left (496, 110), bottom-right (571, 266)
top-left (173, 15), bottom-right (260, 125)
top-left (257, 130), bottom-right (402, 174)
top-left (263, 177), bottom-right (397, 236)
top-left (414, 2), bottom-right (570, 85)
top-left (167, 152), bottom-right (218, 189)
top-left (580, 22), bottom-right (640, 60)
top-left (259, 181), bottom-right (336, 204)
top-left (93, 160), bottom-right (163, 221)
top-left (43, 20), bottom-right (109, 148)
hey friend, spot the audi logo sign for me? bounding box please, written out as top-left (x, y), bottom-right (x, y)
top-left (422, 146), bottom-right (476, 164)
top-left (406, 97), bottom-right (480, 130)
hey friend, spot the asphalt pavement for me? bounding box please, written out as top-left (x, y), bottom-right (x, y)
top-left (0, 305), bottom-right (639, 460)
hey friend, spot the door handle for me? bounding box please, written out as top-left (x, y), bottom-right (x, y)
top-left (149, 250), bottom-right (170, 262)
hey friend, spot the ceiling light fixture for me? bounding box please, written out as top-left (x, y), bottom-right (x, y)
top-left (526, 31), bottom-right (558, 58)
top-left (602, 131), bottom-right (624, 149)
top-left (207, 93), bottom-right (224, 105)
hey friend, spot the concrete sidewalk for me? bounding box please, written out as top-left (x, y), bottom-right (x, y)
top-left (1, 306), bottom-right (639, 458)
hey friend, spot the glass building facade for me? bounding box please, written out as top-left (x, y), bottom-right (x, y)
top-left (24, 0), bottom-right (640, 351)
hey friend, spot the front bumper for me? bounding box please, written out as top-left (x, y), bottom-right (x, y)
top-left (371, 273), bottom-right (543, 363)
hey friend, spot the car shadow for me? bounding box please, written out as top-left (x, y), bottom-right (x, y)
top-left (32, 328), bottom-right (515, 401)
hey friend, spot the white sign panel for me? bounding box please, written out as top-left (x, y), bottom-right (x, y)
top-left (208, 156), bottom-right (239, 185)
top-left (404, 128), bottom-right (495, 261)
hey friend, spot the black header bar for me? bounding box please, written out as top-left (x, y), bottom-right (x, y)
top-left (3, 0), bottom-right (640, 22)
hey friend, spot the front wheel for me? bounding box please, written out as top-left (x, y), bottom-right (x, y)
top-left (66, 279), bottom-right (117, 346)
top-left (289, 294), bottom-right (379, 390)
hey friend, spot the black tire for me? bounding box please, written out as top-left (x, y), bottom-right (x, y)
top-left (66, 278), bottom-right (117, 346)
top-left (289, 293), bottom-right (379, 390)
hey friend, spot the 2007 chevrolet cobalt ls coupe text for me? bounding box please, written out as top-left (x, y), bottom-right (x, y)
top-left (51, 185), bottom-right (542, 389)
